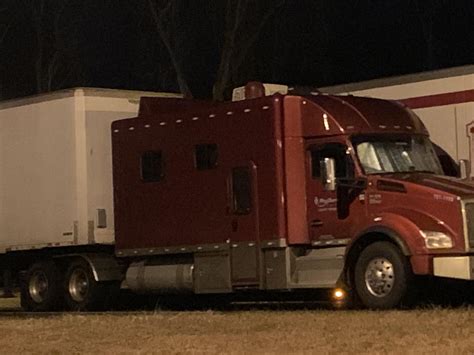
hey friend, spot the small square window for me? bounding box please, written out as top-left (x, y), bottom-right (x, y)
top-left (141, 151), bottom-right (163, 182)
top-left (195, 144), bottom-right (218, 170)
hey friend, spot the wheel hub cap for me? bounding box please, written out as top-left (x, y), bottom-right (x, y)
top-left (365, 257), bottom-right (395, 297)
top-left (29, 271), bottom-right (49, 303)
top-left (69, 269), bottom-right (89, 302)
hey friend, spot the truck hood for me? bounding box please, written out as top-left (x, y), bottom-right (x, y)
top-left (368, 173), bottom-right (469, 254)
top-left (376, 173), bottom-right (474, 199)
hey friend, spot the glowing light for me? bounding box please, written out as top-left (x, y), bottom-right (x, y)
top-left (323, 114), bottom-right (330, 131)
top-left (333, 288), bottom-right (345, 300)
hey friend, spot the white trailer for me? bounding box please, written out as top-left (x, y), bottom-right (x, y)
top-left (0, 88), bottom-right (180, 310)
top-left (322, 65), bottom-right (474, 175)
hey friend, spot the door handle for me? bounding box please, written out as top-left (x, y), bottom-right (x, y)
top-left (310, 220), bottom-right (323, 227)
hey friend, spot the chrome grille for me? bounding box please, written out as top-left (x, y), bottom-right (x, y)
top-left (465, 202), bottom-right (474, 249)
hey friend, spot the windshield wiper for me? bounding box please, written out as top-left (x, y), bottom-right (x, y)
top-left (366, 170), bottom-right (436, 175)
top-left (409, 170), bottom-right (436, 174)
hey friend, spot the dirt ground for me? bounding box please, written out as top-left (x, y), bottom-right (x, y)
top-left (0, 297), bottom-right (474, 354)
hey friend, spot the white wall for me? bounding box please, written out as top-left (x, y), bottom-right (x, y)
top-left (415, 106), bottom-right (458, 159)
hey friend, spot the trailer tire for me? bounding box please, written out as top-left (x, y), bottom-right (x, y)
top-left (354, 241), bottom-right (413, 309)
top-left (64, 259), bottom-right (118, 311)
top-left (21, 260), bottom-right (62, 312)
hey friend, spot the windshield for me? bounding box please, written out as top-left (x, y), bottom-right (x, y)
top-left (353, 135), bottom-right (443, 175)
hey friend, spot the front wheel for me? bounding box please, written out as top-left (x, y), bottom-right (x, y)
top-left (354, 241), bottom-right (413, 309)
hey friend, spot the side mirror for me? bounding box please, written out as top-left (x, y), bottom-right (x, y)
top-left (459, 159), bottom-right (471, 179)
top-left (321, 157), bottom-right (336, 191)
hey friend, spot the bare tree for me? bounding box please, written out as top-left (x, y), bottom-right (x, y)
top-left (0, 7), bottom-right (12, 46)
top-left (211, 0), bottom-right (285, 100)
top-left (412, 0), bottom-right (448, 70)
top-left (17, 0), bottom-right (85, 93)
top-left (0, 2), bottom-right (14, 99)
top-left (44, 1), bottom-right (87, 91)
top-left (146, 0), bottom-right (284, 100)
top-left (30, 0), bottom-right (48, 92)
top-left (29, 0), bottom-right (64, 92)
top-left (147, 0), bottom-right (192, 97)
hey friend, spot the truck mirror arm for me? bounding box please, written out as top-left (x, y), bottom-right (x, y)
top-left (336, 177), bottom-right (367, 219)
top-left (336, 177), bottom-right (367, 190)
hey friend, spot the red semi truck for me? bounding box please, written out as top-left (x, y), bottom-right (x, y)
top-left (3, 84), bottom-right (474, 311)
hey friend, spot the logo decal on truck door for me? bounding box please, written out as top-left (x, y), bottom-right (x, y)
top-left (368, 194), bottom-right (382, 204)
top-left (314, 196), bottom-right (337, 211)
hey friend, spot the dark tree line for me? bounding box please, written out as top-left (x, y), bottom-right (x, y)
top-left (0, 0), bottom-right (472, 101)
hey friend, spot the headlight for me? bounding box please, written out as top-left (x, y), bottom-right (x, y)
top-left (420, 230), bottom-right (453, 249)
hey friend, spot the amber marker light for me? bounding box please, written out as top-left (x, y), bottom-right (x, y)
top-left (330, 288), bottom-right (349, 309)
top-left (333, 288), bottom-right (345, 301)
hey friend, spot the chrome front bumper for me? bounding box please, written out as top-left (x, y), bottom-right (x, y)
top-left (433, 256), bottom-right (474, 280)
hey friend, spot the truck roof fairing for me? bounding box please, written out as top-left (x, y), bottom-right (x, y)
top-left (296, 94), bottom-right (429, 138)
top-left (132, 93), bottom-right (429, 140)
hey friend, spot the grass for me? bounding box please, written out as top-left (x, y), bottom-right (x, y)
top-left (0, 296), bottom-right (474, 354)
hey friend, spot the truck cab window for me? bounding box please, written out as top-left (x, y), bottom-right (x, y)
top-left (353, 135), bottom-right (443, 175)
top-left (311, 143), bottom-right (354, 179)
top-left (141, 151), bottom-right (163, 182)
top-left (232, 167), bottom-right (252, 214)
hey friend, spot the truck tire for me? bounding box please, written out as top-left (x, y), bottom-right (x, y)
top-left (64, 259), bottom-right (117, 311)
top-left (354, 241), bottom-right (413, 309)
top-left (21, 260), bottom-right (62, 312)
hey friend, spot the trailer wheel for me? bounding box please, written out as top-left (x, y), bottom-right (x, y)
top-left (21, 261), bottom-right (62, 312)
top-left (64, 259), bottom-right (117, 311)
top-left (354, 241), bottom-right (413, 309)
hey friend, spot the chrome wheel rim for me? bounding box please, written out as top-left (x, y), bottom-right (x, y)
top-left (365, 257), bottom-right (395, 297)
top-left (69, 269), bottom-right (89, 302)
top-left (29, 271), bottom-right (49, 303)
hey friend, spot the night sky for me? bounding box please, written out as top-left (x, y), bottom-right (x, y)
top-left (0, 0), bottom-right (473, 100)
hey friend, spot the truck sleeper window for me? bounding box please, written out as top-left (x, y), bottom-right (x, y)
top-left (141, 151), bottom-right (163, 182)
top-left (195, 144), bottom-right (218, 170)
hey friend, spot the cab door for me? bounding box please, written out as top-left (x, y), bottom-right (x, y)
top-left (305, 138), bottom-right (364, 245)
